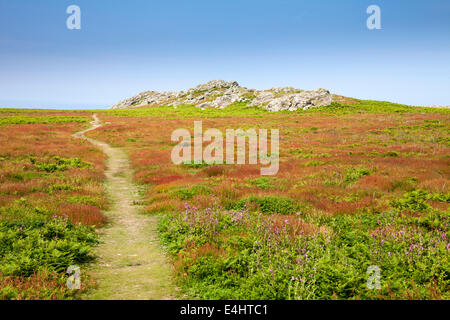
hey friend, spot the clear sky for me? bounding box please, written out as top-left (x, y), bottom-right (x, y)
top-left (0, 0), bottom-right (449, 109)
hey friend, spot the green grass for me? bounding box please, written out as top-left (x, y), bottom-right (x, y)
top-left (30, 156), bottom-right (91, 173)
top-left (304, 101), bottom-right (450, 116)
top-left (3, 98), bottom-right (449, 119)
top-left (172, 185), bottom-right (210, 201)
top-left (246, 177), bottom-right (275, 190)
top-left (101, 102), bottom-right (268, 118)
top-left (0, 116), bottom-right (89, 126)
top-left (233, 196), bottom-right (299, 214)
top-left (344, 166), bottom-right (371, 184)
top-left (98, 99), bottom-right (450, 119)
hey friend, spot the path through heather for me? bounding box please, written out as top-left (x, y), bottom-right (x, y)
top-left (74, 114), bottom-right (177, 299)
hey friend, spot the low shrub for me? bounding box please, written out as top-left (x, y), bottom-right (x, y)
top-left (344, 166), bottom-right (371, 184)
top-left (246, 177), bottom-right (275, 190)
top-left (31, 156), bottom-right (91, 173)
top-left (233, 196), bottom-right (298, 215)
top-left (0, 216), bottom-right (98, 277)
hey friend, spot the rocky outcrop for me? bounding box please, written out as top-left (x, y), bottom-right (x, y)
top-left (249, 91), bottom-right (274, 106)
top-left (110, 80), bottom-right (333, 111)
top-left (198, 86), bottom-right (250, 109)
top-left (425, 105), bottom-right (450, 109)
top-left (111, 91), bottom-right (182, 109)
top-left (265, 88), bottom-right (332, 112)
top-left (190, 80), bottom-right (239, 92)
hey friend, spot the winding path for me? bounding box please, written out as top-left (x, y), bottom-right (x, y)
top-left (74, 114), bottom-right (177, 300)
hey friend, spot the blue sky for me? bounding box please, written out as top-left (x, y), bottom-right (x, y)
top-left (0, 0), bottom-right (449, 109)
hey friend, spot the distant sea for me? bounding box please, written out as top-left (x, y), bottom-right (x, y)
top-left (1, 105), bottom-right (109, 110)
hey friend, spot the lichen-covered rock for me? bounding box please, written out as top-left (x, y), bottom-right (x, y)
top-left (249, 91), bottom-right (274, 106)
top-left (111, 91), bottom-right (181, 109)
top-left (190, 80), bottom-right (239, 92)
top-left (265, 89), bottom-right (332, 112)
top-left (425, 105), bottom-right (450, 109)
top-left (210, 94), bottom-right (243, 108)
top-left (269, 87), bottom-right (302, 94)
